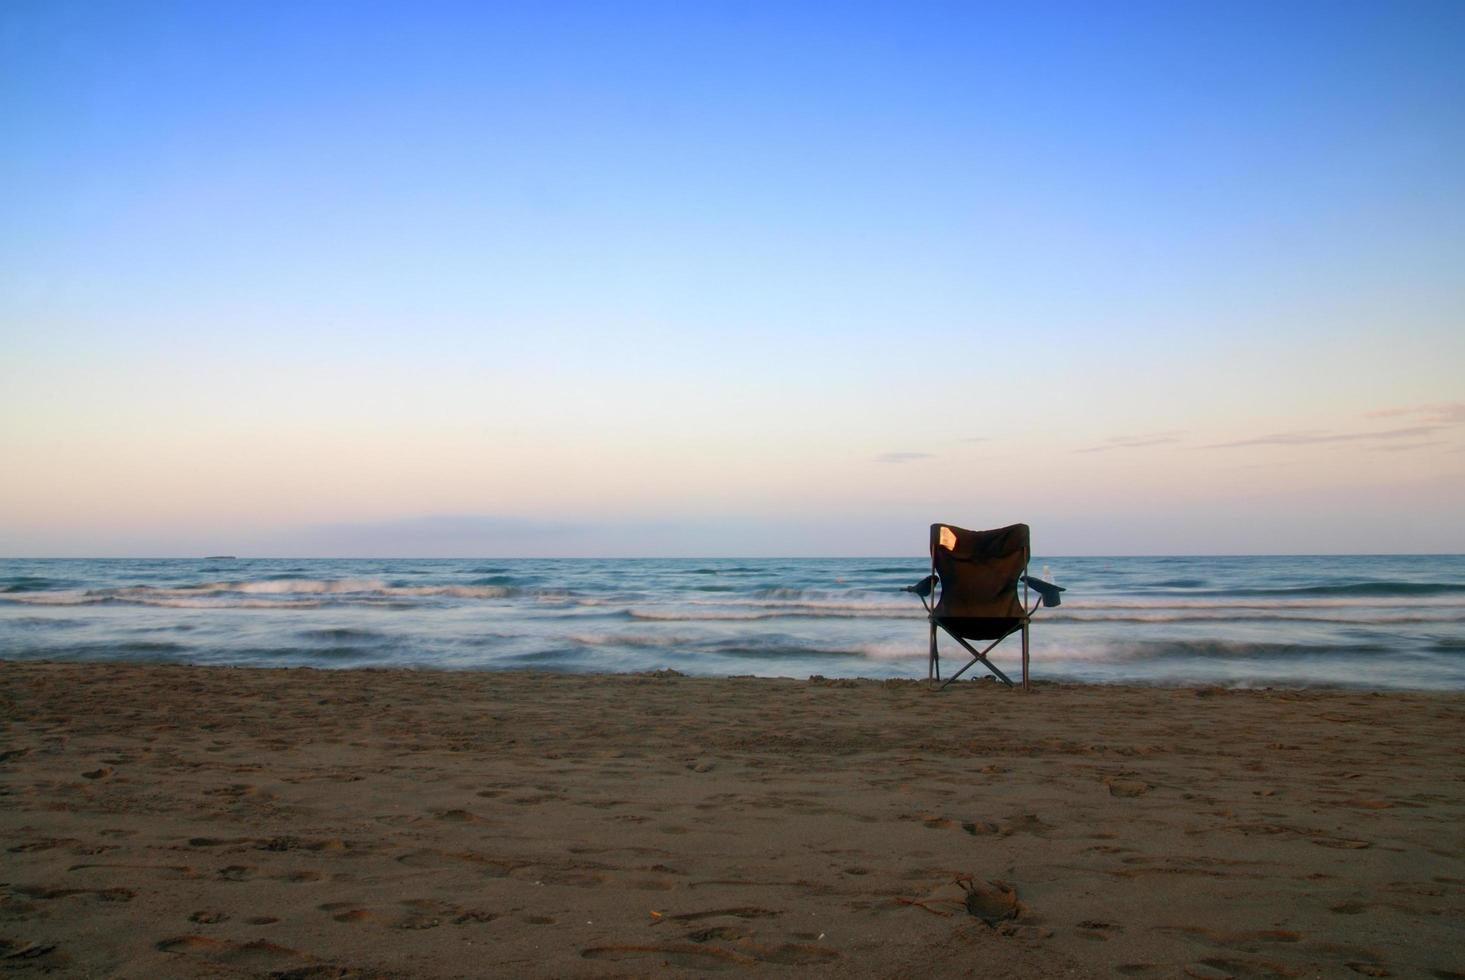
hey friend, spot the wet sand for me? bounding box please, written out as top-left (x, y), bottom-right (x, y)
top-left (2, 661), bottom-right (1463, 978)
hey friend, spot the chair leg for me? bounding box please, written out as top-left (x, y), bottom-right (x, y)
top-left (928, 620), bottom-right (939, 687)
top-left (1021, 621), bottom-right (1030, 691)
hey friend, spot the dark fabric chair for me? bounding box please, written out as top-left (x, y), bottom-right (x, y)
top-left (906, 523), bottom-right (1064, 690)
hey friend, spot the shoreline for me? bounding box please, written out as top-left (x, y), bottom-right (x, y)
top-left (3, 661), bottom-right (1463, 977)
top-left (6, 656), bottom-right (1465, 694)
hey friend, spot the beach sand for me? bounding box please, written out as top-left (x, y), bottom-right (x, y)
top-left (2, 662), bottom-right (1463, 978)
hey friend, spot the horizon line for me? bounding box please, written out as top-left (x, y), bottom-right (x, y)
top-left (4, 553), bottom-right (1465, 561)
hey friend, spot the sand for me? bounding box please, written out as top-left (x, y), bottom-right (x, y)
top-left (1, 662), bottom-right (1463, 979)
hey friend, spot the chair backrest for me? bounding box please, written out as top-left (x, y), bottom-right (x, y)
top-left (930, 523), bottom-right (1029, 621)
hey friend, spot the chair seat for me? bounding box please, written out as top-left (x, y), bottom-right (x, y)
top-left (936, 616), bottom-right (1022, 641)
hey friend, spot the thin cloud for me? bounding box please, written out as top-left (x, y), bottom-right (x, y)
top-left (1371, 440), bottom-right (1448, 453)
top-left (1204, 426), bottom-right (1440, 449)
top-left (1365, 401), bottom-right (1465, 424)
top-left (875, 452), bottom-right (935, 464)
top-left (1075, 431), bottom-right (1186, 453)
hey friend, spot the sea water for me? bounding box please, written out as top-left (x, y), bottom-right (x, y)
top-left (2, 556), bottom-right (1463, 690)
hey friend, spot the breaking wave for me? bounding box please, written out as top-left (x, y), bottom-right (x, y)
top-left (1182, 582), bottom-right (1465, 599)
top-left (0, 578), bottom-right (521, 608)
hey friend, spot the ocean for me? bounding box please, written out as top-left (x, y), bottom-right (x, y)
top-left (2, 555), bottom-right (1463, 690)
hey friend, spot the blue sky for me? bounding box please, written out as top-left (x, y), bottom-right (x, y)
top-left (2, 1), bottom-right (1463, 555)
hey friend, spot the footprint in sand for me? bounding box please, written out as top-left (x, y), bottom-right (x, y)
top-left (1183, 964), bottom-right (1233, 979)
top-left (274, 869), bottom-right (324, 883)
top-left (0, 940), bottom-right (65, 968)
top-left (509, 793), bottom-right (561, 805)
top-left (534, 870), bottom-right (606, 887)
top-left (255, 835), bottom-right (305, 851)
top-left (745, 944), bottom-right (840, 965)
top-left (961, 814), bottom-right (1051, 838)
top-left (1106, 778), bottom-right (1151, 798)
top-left (8, 838), bottom-right (81, 853)
top-left (1001, 813), bottom-right (1054, 837)
top-left (666, 907), bottom-right (783, 922)
top-left (16, 886), bottom-right (135, 903)
top-left (582, 944), bottom-right (753, 970)
top-left (1193, 955), bottom-right (1330, 979)
top-left (393, 913), bottom-right (442, 930)
top-left (1077, 919), bottom-right (1123, 941)
top-left (623, 877), bottom-right (676, 891)
top-left (1158, 925), bottom-right (1302, 953)
top-left (686, 925), bottom-right (752, 942)
top-left (204, 783), bottom-right (267, 800)
top-left (155, 936), bottom-right (308, 971)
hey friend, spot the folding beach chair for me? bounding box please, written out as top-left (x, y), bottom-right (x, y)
top-left (904, 523), bottom-right (1064, 690)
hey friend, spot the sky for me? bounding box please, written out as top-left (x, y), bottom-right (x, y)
top-left (2, 0), bottom-right (1463, 557)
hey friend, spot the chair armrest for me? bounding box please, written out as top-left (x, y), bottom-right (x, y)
top-left (1020, 575), bottom-right (1065, 607)
top-left (903, 575), bottom-right (937, 598)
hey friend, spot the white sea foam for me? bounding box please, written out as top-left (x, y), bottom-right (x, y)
top-left (852, 641), bottom-right (924, 660)
top-left (625, 606), bottom-right (916, 621)
top-left (1060, 596), bottom-right (1465, 611)
top-left (567, 631), bottom-right (700, 648)
top-left (187, 579), bottom-right (514, 599)
top-left (0, 591), bottom-right (92, 606)
top-left (189, 578), bottom-right (389, 594)
top-left (0, 579), bottom-right (515, 607)
top-left (1045, 610), bottom-right (1465, 624)
top-left (132, 597), bottom-right (331, 609)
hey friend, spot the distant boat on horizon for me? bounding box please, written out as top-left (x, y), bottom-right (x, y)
top-left (203, 556), bottom-right (236, 560)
